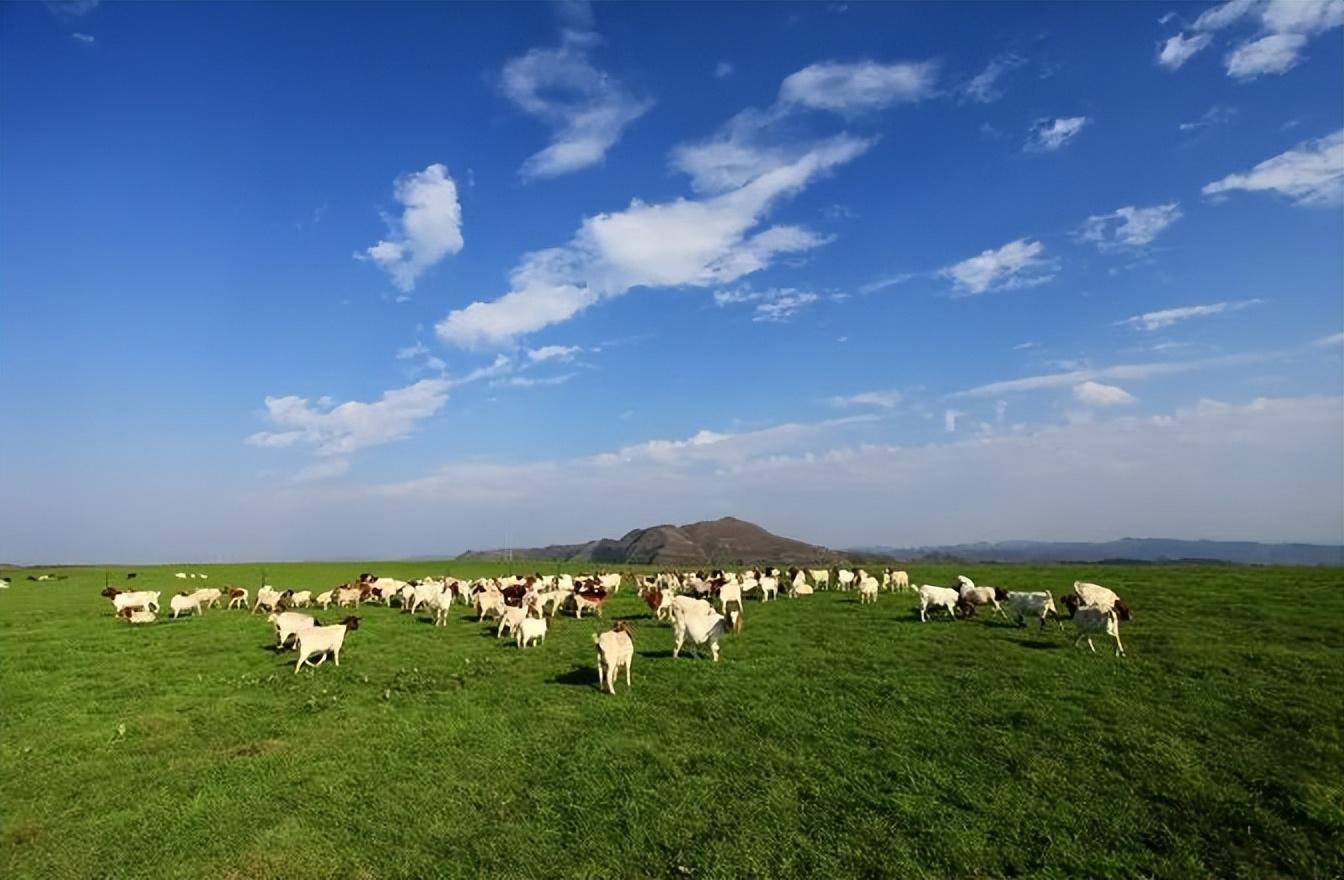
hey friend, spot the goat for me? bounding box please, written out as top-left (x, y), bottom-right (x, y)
top-left (293, 616), bottom-right (361, 672)
top-left (252, 587), bottom-right (285, 614)
top-left (857, 575), bottom-right (880, 604)
top-left (959, 585), bottom-right (1007, 618)
top-left (315, 590), bottom-right (335, 610)
top-left (1071, 606), bottom-right (1126, 657)
top-left (190, 588), bottom-right (222, 609)
top-left (268, 611), bottom-right (317, 649)
top-left (808, 569), bottom-right (831, 590)
top-left (1069, 582), bottom-right (1133, 621)
top-left (226, 587), bottom-right (249, 610)
top-left (169, 592), bottom-right (203, 619)
top-left (918, 585), bottom-right (975, 622)
top-left (1004, 591), bottom-right (1061, 630)
top-left (496, 605), bottom-right (529, 639)
top-left (572, 586), bottom-right (609, 619)
top-left (719, 581), bottom-right (743, 616)
top-left (516, 616), bottom-right (548, 649)
top-left (672, 606), bottom-right (742, 662)
top-left (593, 622), bottom-right (634, 695)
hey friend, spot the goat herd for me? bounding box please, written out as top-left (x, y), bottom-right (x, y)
top-left (94, 566), bottom-right (1135, 693)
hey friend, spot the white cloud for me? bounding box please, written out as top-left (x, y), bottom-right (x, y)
top-left (1025, 117), bottom-right (1089, 152)
top-left (714, 61), bottom-right (734, 78)
top-left (1078, 203), bottom-right (1182, 250)
top-left (952, 350), bottom-right (1275, 397)
top-left (962, 54), bottom-right (1026, 103)
top-left (246, 357), bottom-right (510, 469)
top-left (1012, 341), bottom-right (1040, 350)
top-left (778, 60), bottom-right (938, 112)
top-left (358, 163), bottom-right (463, 293)
top-left (1184, 0), bottom-right (1344, 79)
top-left (943, 409), bottom-right (963, 432)
top-left (1157, 32), bottom-right (1212, 68)
top-left (1202, 129), bottom-right (1344, 205)
top-left (858, 273), bottom-right (917, 294)
top-left (527, 344), bottom-right (583, 363)
top-left (290, 458), bottom-right (352, 484)
top-left (1179, 105), bottom-right (1237, 131)
top-left (1118, 299), bottom-right (1265, 331)
top-left (714, 286), bottom-right (821, 322)
top-left (346, 396), bottom-right (1342, 551)
top-left (1073, 381), bottom-right (1136, 406)
top-left (830, 389), bottom-right (902, 409)
top-left (940, 238), bottom-right (1055, 295)
top-left (501, 36), bottom-right (652, 179)
top-left (1225, 32), bottom-right (1309, 76)
top-left (70, 32), bottom-right (94, 44)
top-left (395, 342), bottom-right (430, 360)
top-left (437, 135), bottom-right (869, 348)
top-left (246, 378), bottom-right (453, 458)
top-left (47, 0), bottom-right (99, 19)
top-left (1311, 331), bottom-right (1344, 348)
top-left (494, 373), bottom-right (576, 388)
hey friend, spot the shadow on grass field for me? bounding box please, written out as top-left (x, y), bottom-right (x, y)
top-left (2, 561), bottom-right (1342, 879)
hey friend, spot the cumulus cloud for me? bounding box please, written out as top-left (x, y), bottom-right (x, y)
top-left (500, 11), bottom-right (653, 179)
top-left (940, 238), bottom-right (1055, 295)
top-left (1117, 299), bottom-right (1265, 331)
top-left (1073, 381), bottom-right (1136, 406)
top-left (1077, 202), bottom-right (1182, 250)
top-left (245, 357), bottom-right (511, 475)
top-left (245, 378), bottom-right (454, 458)
top-left (962, 54), bottom-right (1026, 103)
top-left (1203, 129), bottom-right (1343, 205)
top-left (358, 163), bottom-right (463, 292)
top-left (1025, 117), bottom-right (1089, 152)
top-left (1157, 32), bottom-right (1212, 68)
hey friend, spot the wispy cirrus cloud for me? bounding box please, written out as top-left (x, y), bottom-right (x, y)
top-left (1073, 381), bottom-right (1136, 406)
top-left (1117, 299), bottom-right (1265, 331)
top-left (357, 163), bottom-right (463, 293)
top-left (1160, 0), bottom-right (1344, 79)
top-left (1025, 116), bottom-right (1089, 152)
top-left (950, 350), bottom-right (1275, 397)
top-left (1203, 129), bottom-right (1343, 205)
top-left (830, 389), bottom-right (902, 409)
top-left (437, 57), bottom-right (936, 349)
top-left (714, 286), bottom-right (821, 322)
top-left (1077, 202), bottom-right (1182, 250)
top-left (940, 238), bottom-right (1055, 295)
top-left (961, 53), bottom-right (1026, 103)
top-left (500, 4), bottom-right (653, 180)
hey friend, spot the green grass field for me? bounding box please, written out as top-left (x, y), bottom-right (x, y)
top-left (2, 561), bottom-right (1342, 879)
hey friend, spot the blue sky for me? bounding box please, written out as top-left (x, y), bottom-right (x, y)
top-left (3, 0), bottom-right (1342, 563)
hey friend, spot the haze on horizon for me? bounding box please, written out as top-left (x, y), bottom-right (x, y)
top-left (2, 0), bottom-right (1342, 565)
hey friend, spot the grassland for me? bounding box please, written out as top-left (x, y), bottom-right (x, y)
top-left (1, 561), bottom-right (1342, 879)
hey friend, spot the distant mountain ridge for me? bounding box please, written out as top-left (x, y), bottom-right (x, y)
top-left (457, 517), bottom-right (842, 566)
top-left (849, 538), bottom-right (1343, 566)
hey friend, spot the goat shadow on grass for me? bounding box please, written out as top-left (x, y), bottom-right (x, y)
top-left (638, 649), bottom-right (674, 660)
top-left (1014, 639), bottom-right (1063, 650)
top-left (549, 665), bottom-right (598, 688)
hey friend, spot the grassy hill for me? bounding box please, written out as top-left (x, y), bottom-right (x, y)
top-left (1, 560), bottom-right (1341, 879)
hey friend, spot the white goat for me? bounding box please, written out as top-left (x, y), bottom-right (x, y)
top-left (857, 575), bottom-right (880, 604)
top-left (496, 605), bottom-right (529, 639)
top-left (808, 569), bottom-right (830, 590)
top-left (1004, 591), bottom-right (1061, 630)
top-left (293, 617), bottom-right (360, 672)
top-left (672, 607), bottom-right (742, 662)
top-left (719, 582), bottom-right (743, 615)
top-left (516, 616), bottom-right (547, 649)
top-left (288, 590), bottom-right (313, 609)
top-left (268, 611), bottom-right (317, 649)
top-left (252, 587), bottom-right (284, 614)
top-left (1073, 606), bottom-right (1126, 657)
top-left (124, 609), bottom-right (155, 625)
top-left (918, 585), bottom-right (971, 622)
top-left (190, 588), bottom-right (223, 609)
top-left (593, 623), bottom-right (634, 695)
top-left (959, 585), bottom-right (1006, 618)
top-left (169, 592), bottom-right (203, 619)
top-left (315, 590), bottom-right (335, 610)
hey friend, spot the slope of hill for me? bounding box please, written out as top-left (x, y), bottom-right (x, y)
top-left (849, 538), bottom-right (1344, 566)
top-left (457, 517), bottom-right (842, 566)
